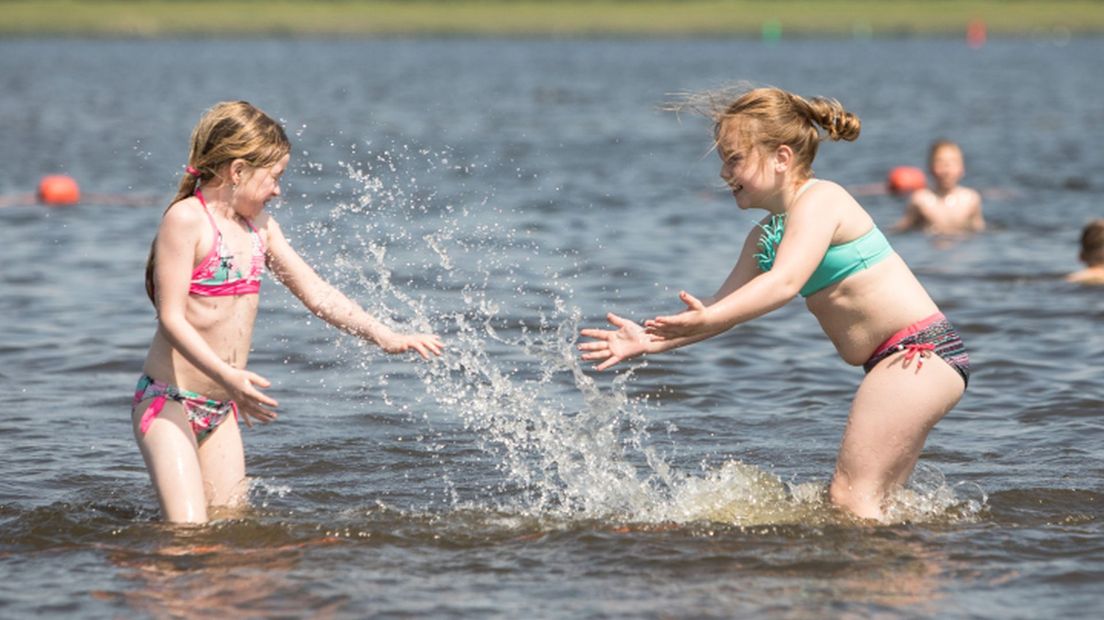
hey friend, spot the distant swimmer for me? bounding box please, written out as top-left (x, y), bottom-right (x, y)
top-left (1066, 219), bottom-right (1104, 285)
top-left (579, 86), bottom-right (970, 521)
top-left (892, 140), bottom-right (985, 235)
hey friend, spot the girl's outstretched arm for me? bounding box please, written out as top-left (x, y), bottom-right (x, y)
top-left (647, 191), bottom-right (839, 342)
top-left (262, 215), bottom-right (443, 359)
top-left (579, 302), bottom-right (730, 371)
top-left (153, 202), bottom-right (279, 425)
top-left (578, 313), bottom-right (658, 371)
top-left (579, 222), bottom-right (766, 370)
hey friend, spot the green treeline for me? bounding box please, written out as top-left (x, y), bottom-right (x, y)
top-left (1, 1), bottom-right (1101, 37)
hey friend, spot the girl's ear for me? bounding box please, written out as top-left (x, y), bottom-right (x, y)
top-left (774, 144), bottom-right (794, 173)
top-left (230, 159), bottom-right (248, 185)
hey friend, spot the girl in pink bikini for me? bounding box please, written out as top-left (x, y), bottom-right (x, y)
top-left (134, 101), bottom-right (443, 523)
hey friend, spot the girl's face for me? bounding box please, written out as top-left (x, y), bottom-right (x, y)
top-left (929, 145), bottom-right (964, 192)
top-left (717, 121), bottom-right (776, 210)
top-left (235, 153), bottom-right (289, 218)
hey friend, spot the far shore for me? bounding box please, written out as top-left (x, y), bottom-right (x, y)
top-left (2, 1), bottom-right (1102, 38)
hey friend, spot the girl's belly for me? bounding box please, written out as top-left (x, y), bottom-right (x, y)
top-left (805, 255), bottom-right (940, 365)
top-left (141, 295), bottom-right (259, 398)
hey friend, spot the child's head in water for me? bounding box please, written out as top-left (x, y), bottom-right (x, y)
top-left (1064, 218), bottom-right (1104, 284)
top-left (702, 87), bottom-right (860, 209)
top-left (928, 140), bottom-right (966, 193)
top-left (1067, 219), bottom-right (1104, 284)
top-left (1079, 220), bottom-right (1104, 267)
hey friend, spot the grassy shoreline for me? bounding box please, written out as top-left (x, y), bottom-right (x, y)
top-left (1, 1), bottom-right (1102, 38)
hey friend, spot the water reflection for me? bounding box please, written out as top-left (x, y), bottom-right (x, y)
top-left (98, 526), bottom-right (347, 618)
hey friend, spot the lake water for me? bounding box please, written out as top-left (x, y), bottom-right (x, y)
top-left (1, 36), bottom-right (1102, 618)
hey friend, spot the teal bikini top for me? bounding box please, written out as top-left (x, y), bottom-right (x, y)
top-left (754, 213), bottom-right (893, 297)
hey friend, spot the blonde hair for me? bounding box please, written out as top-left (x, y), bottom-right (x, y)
top-left (1080, 219), bottom-right (1104, 266)
top-left (674, 85), bottom-right (861, 179)
top-left (146, 101), bottom-right (290, 305)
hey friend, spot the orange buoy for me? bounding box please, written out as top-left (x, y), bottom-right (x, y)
top-left (966, 19), bottom-right (987, 49)
top-left (37, 174), bottom-right (81, 207)
top-left (886, 166), bottom-right (927, 195)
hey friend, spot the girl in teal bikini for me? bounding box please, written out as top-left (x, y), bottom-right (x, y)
top-left (579, 86), bottom-right (969, 520)
top-left (134, 101), bottom-right (443, 523)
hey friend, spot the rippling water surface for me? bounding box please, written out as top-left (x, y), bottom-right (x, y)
top-left (1, 37), bottom-right (1102, 618)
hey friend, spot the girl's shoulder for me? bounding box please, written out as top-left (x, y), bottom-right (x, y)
top-left (794, 179), bottom-right (860, 216)
top-left (155, 196), bottom-right (211, 257)
top-left (794, 179), bottom-right (873, 238)
top-left (251, 210), bottom-right (279, 235)
top-left (249, 211), bottom-right (286, 250)
top-left (800, 179), bottom-right (855, 204)
top-left (161, 196), bottom-right (207, 229)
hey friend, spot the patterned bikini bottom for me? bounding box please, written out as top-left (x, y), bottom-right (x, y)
top-left (132, 374), bottom-right (238, 443)
top-left (862, 313), bottom-right (970, 388)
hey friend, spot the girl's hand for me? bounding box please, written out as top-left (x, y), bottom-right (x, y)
top-left (381, 333), bottom-right (444, 360)
top-left (644, 291), bottom-right (715, 340)
top-left (220, 368), bottom-right (279, 428)
top-left (578, 313), bottom-right (654, 371)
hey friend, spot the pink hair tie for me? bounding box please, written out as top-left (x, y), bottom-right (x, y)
top-left (185, 165), bottom-right (202, 177)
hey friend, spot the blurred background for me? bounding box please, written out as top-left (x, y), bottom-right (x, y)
top-left (2, 2), bottom-right (1102, 619)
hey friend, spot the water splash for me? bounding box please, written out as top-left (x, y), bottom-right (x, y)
top-left (289, 142), bottom-right (987, 528)
top-left (883, 462), bottom-right (989, 523)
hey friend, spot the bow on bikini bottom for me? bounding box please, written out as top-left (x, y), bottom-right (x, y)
top-left (862, 313), bottom-right (971, 388)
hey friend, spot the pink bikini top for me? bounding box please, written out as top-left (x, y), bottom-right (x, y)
top-left (189, 189), bottom-right (266, 297)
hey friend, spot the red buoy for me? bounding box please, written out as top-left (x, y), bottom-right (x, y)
top-left (886, 166), bottom-right (927, 195)
top-left (37, 174), bottom-right (81, 207)
top-left (966, 20), bottom-right (987, 49)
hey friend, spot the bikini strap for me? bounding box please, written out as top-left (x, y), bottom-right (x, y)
top-left (795, 178), bottom-right (818, 199)
top-left (243, 216), bottom-right (266, 257)
top-left (193, 188), bottom-right (223, 257)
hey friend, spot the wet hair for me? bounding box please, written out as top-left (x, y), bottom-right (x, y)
top-left (671, 85), bottom-right (861, 179)
top-left (145, 101), bottom-right (290, 305)
top-left (1080, 219), bottom-right (1104, 266)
